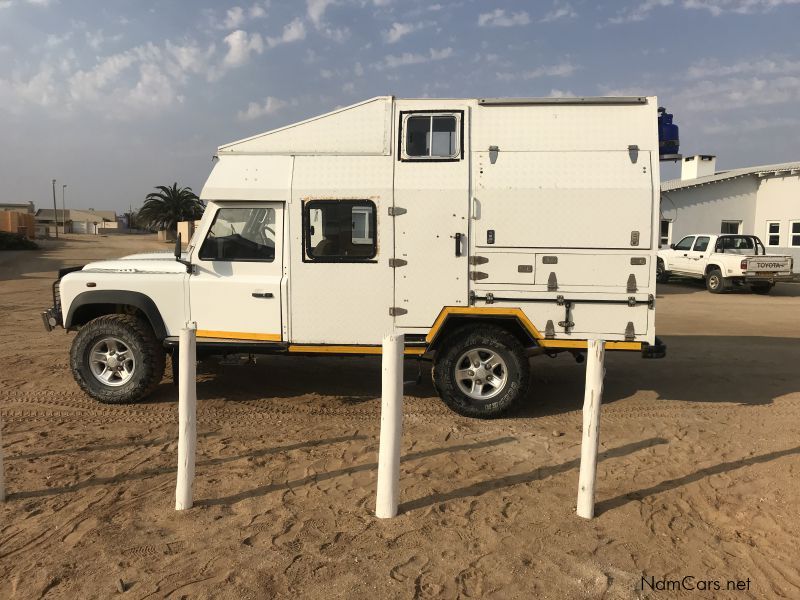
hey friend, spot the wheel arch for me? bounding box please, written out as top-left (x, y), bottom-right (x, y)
top-left (425, 308), bottom-right (539, 352)
top-left (65, 290), bottom-right (168, 340)
top-left (704, 263), bottom-right (724, 276)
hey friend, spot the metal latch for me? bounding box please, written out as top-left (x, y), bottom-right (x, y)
top-left (648, 293), bottom-right (655, 309)
top-left (548, 272), bottom-right (558, 291)
top-left (628, 296), bottom-right (637, 307)
top-left (556, 295), bottom-right (565, 306)
top-left (389, 258), bottom-right (407, 268)
top-left (388, 206), bottom-right (407, 216)
top-left (389, 307), bottom-right (408, 316)
top-left (485, 293), bottom-right (494, 304)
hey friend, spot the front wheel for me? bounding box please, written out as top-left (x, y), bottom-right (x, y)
top-left (432, 325), bottom-right (530, 419)
top-left (70, 314), bottom-right (166, 404)
top-left (705, 268), bottom-right (726, 294)
top-left (656, 259), bottom-right (671, 283)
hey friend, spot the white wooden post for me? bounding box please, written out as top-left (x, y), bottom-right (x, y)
top-left (577, 339), bottom-right (606, 519)
top-left (0, 413), bottom-right (5, 502)
top-left (175, 323), bottom-right (197, 511)
top-left (375, 333), bottom-right (404, 519)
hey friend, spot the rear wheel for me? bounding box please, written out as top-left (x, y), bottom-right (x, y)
top-left (750, 283), bottom-right (774, 295)
top-left (705, 268), bottom-right (726, 293)
top-left (432, 325), bottom-right (530, 419)
top-left (656, 259), bottom-right (671, 283)
top-left (70, 314), bottom-right (166, 404)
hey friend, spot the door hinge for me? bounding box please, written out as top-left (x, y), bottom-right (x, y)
top-left (389, 307), bottom-right (408, 317)
top-left (389, 258), bottom-right (407, 268)
top-left (388, 206), bottom-right (407, 216)
top-left (469, 271), bottom-right (489, 281)
top-left (469, 255), bottom-right (489, 266)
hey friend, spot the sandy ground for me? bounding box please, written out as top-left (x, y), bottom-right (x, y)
top-left (1, 234), bottom-right (799, 599)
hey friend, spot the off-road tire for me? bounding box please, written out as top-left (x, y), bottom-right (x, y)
top-left (705, 268), bottom-right (726, 294)
top-left (432, 325), bottom-right (530, 419)
top-left (750, 283), bottom-right (774, 295)
top-left (70, 314), bottom-right (166, 404)
top-left (656, 259), bottom-right (671, 284)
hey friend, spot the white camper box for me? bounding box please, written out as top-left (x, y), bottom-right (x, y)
top-left (49, 96), bottom-right (665, 418)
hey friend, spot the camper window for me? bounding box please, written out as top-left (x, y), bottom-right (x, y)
top-left (401, 112), bottom-right (460, 160)
top-left (198, 207), bottom-right (276, 262)
top-left (303, 200), bottom-right (377, 262)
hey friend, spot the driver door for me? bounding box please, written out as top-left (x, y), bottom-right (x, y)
top-left (189, 202), bottom-right (284, 341)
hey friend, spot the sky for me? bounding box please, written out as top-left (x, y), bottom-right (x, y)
top-left (1, 0), bottom-right (799, 214)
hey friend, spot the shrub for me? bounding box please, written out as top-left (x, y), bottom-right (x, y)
top-left (0, 231), bottom-right (39, 250)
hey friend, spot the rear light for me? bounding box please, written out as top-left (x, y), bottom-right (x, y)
top-left (740, 259), bottom-right (747, 270)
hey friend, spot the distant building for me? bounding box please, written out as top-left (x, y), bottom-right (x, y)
top-left (35, 208), bottom-right (118, 235)
top-left (0, 202), bottom-right (36, 238)
top-left (0, 201), bottom-right (35, 213)
top-left (660, 155), bottom-right (800, 270)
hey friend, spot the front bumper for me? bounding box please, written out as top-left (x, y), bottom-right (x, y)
top-left (41, 308), bottom-right (60, 332)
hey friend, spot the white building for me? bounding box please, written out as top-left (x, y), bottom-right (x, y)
top-left (660, 155), bottom-right (800, 271)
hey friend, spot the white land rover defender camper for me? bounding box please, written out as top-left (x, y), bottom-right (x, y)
top-left (43, 96), bottom-right (667, 418)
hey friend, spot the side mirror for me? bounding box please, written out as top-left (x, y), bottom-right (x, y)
top-left (669, 243), bottom-right (675, 249)
top-left (174, 232), bottom-right (192, 273)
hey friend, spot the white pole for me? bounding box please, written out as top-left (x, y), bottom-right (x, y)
top-left (577, 339), bottom-right (606, 519)
top-left (0, 413), bottom-right (5, 502)
top-left (175, 323), bottom-right (197, 511)
top-left (375, 333), bottom-right (404, 519)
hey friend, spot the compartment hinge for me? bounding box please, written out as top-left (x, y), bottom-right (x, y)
top-left (388, 206), bottom-right (407, 216)
top-left (627, 273), bottom-right (638, 293)
top-left (389, 307), bottom-right (408, 317)
top-left (389, 258), bottom-right (407, 268)
top-left (469, 255), bottom-right (489, 266)
top-left (648, 293), bottom-right (655, 309)
top-left (548, 272), bottom-right (558, 291)
top-left (469, 271), bottom-right (489, 281)
top-left (625, 321), bottom-right (635, 341)
top-left (545, 320), bottom-right (555, 339)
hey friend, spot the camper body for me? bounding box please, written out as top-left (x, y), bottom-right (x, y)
top-left (45, 96), bottom-right (665, 417)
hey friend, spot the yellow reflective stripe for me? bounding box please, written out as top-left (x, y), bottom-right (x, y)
top-left (539, 340), bottom-right (643, 351)
top-left (287, 345), bottom-right (426, 355)
top-left (196, 330), bottom-right (281, 341)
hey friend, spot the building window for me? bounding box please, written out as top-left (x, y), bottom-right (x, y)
top-left (401, 112), bottom-right (462, 160)
top-left (304, 200), bottom-right (377, 262)
top-left (766, 221), bottom-right (781, 247)
top-left (791, 221), bottom-right (800, 247)
top-left (659, 219), bottom-right (672, 247)
top-left (198, 207), bottom-right (275, 262)
top-left (721, 220), bottom-right (741, 235)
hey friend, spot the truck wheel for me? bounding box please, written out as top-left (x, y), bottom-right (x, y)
top-left (70, 314), bottom-right (166, 404)
top-left (705, 268), bottom-right (726, 293)
top-left (432, 325), bottom-right (530, 419)
top-left (656, 259), bottom-right (671, 283)
top-left (750, 283), bottom-right (774, 295)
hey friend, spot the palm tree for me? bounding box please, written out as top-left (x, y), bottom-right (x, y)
top-left (138, 183), bottom-right (205, 233)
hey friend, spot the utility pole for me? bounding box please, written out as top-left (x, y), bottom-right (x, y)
top-left (62, 184), bottom-right (67, 234)
top-left (51, 179), bottom-right (58, 239)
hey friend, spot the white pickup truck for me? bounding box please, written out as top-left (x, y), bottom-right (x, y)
top-left (656, 234), bottom-right (794, 294)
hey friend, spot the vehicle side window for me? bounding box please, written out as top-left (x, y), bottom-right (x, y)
top-left (693, 236), bottom-right (710, 252)
top-left (401, 112), bottom-right (462, 160)
top-left (198, 207), bottom-right (275, 262)
top-left (303, 200), bottom-right (377, 262)
top-left (674, 236), bottom-right (695, 251)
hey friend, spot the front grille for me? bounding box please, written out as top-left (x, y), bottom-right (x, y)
top-left (53, 279), bottom-right (62, 319)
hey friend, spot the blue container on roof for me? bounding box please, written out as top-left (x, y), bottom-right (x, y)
top-left (658, 107), bottom-right (679, 156)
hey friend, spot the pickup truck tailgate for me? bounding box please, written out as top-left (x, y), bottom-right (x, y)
top-left (746, 256), bottom-right (792, 273)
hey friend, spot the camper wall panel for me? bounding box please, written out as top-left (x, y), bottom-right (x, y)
top-left (201, 155), bottom-right (293, 201)
top-left (474, 151), bottom-right (654, 249)
top-left (218, 97), bottom-right (392, 155)
top-left (532, 253), bottom-right (651, 288)
top-left (472, 101), bottom-right (657, 152)
top-left (289, 155), bottom-right (394, 344)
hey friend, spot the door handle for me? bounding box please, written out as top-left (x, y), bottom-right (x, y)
top-left (252, 292), bottom-right (274, 298)
top-left (683, 253), bottom-right (688, 256)
top-left (454, 232), bottom-right (463, 257)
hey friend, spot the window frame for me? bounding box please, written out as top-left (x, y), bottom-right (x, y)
top-left (692, 236), bottom-right (710, 252)
top-left (720, 220), bottom-right (742, 235)
top-left (790, 220), bottom-right (800, 247)
top-left (197, 206), bottom-right (277, 263)
top-left (302, 199), bottom-right (378, 263)
top-left (398, 110), bottom-right (464, 162)
top-left (765, 220), bottom-right (781, 247)
top-left (673, 236), bottom-right (695, 251)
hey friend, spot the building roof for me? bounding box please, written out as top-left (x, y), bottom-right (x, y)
top-left (36, 208), bottom-right (117, 222)
top-left (662, 161), bottom-right (800, 192)
top-left (0, 202), bottom-right (35, 213)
